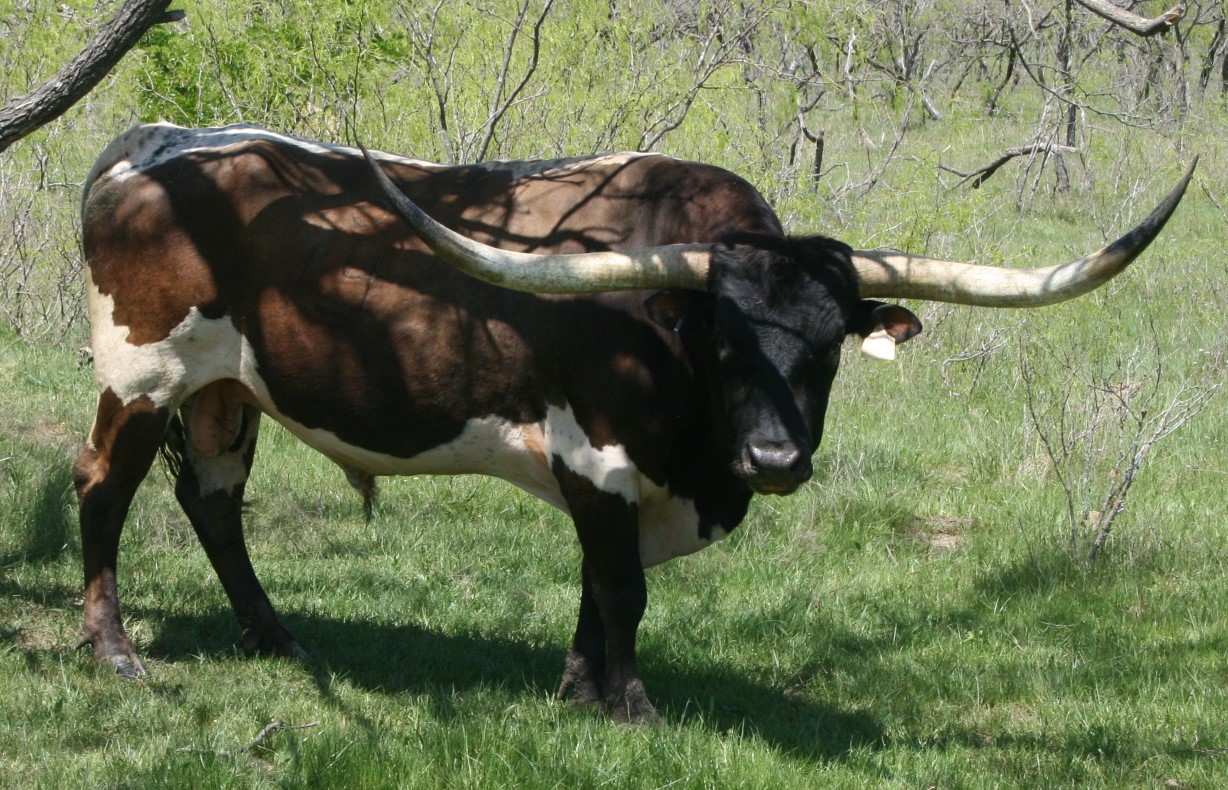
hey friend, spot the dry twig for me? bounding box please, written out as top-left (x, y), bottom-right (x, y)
top-left (941, 144), bottom-right (1077, 188)
top-left (1020, 322), bottom-right (1222, 563)
top-left (176, 720), bottom-right (321, 758)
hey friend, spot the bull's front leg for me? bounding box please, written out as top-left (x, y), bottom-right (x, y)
top-left (557, 564), bottom-right (605, 706)
top-left (552, 462), bottom-right (659, 724)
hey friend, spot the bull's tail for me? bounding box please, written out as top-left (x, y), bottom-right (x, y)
top-left (157, 413), bottom-right (186, 484)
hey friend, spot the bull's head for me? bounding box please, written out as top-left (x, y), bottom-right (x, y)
top-left (364, 148), bottom-right (1194, 495)
top-left (641, 233), bottom-right (922, 494)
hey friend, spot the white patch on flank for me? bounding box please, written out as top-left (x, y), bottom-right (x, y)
top-left (87, 273), bottom-right (254, 499)
top-left (87, 273), bottom-right (245, 410)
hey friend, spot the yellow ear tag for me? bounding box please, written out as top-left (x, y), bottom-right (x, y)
top-left (860, 328), bottom-right (897, 361)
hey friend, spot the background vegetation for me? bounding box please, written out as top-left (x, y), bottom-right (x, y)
top-left (2, 0), bottom-right (1226, 786)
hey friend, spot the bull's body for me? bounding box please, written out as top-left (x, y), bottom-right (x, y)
top-left (83, 124), bottom-right (767, 563)
top-left (78, 124), bottom-right (843, 721)
top-left (75, 123), bottom-right (1188, 722)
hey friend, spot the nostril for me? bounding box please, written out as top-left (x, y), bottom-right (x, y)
top-left (742, 442), bottom-right (812, 493)
top-left (746, 442), bottom-right (804, 474)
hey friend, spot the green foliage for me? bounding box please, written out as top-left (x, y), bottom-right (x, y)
top-left (0, 1), bottom-right (94, 97)
top-left (134, 2), bottom-right (384, 133)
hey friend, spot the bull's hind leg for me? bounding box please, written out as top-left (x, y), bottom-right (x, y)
top-left (173, 387), bottom-right (305, 659)
top-left (75, 390), bottom-right (174, 677)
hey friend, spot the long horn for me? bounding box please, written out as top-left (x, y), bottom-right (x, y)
top-left (362, 146), bottom-right (710, 293)
top-left (852, 159), bottom-right (1197, 306)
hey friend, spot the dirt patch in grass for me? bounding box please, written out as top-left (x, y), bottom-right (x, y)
top-left (913, 515), bottom-right (974, 552)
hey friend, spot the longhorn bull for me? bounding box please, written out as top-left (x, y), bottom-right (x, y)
top-left (75, 123), bottom-right (1192, 722)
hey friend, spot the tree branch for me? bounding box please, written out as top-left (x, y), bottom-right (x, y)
top-left (941, 143), bottom-right (1077, 188)
top-left (1074, 0), bottom-right (1183, 38)
top-left (475, 0), bottom-right (556, 162)
top-left (798, 113), bottom-right (825, 185)
top-left (0, 0), bottom-right (181, 153)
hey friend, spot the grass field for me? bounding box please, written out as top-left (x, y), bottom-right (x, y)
top-left (4, 1), bottom-right (1228, 786)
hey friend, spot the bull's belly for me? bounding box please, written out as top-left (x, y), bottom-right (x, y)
top-left (273, 409), bottom-right (566, 510)
top-left (266, 402), bottom-right (728, 567)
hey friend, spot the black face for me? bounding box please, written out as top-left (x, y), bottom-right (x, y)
top-left (703, 234), bottom-right (860, 494)
top-left (645, 233), bottom-right (922, 497)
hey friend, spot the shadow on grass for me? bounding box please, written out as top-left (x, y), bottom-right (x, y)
top-left (972, 544), bottom-right (1090, 598)
top-left (9, 566), bottom-right (1207, 774)
top-left (0, 463), bottom-right (77, 568)
top-left (0, 449), bottom-right (1163, 768)
top-left (0, 574), bottom-right (80, 610)
top-left (140, 607), bottom-right (883, 763)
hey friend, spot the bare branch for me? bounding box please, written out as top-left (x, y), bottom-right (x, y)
top-left (1020, 321), bottom-right (1222, 563)
top-left (0, 0), bottom-right (181, 153)
top-left (475, 0), bottom-right (556, 162)
top-left (637, 4), bottom-right (776, 151)
top-left (1074, 0), bottom-right (1184, 38)
top-left (798, 113), bottom-right (825, 186)
top-left (404, 0), bottom-right (458, 163)
top-left (1004, 13), bottom-right (1164, 130)
top-left (941, 143), bottom-right (1077, 188)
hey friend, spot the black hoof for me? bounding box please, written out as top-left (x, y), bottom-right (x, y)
top-left (605, 679), bottom-right (661, 726)
top-left (557, 648), bottom-right (604, 706)
top-left (109, 655), bottom-right (148, 680)
top-left (283, 642), bottom-right (311, 661)
top-left (240, 627), bottom-right (307, 660)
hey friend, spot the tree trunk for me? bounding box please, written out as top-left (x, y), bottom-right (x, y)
top-left (0, 0), bottom-right (179, 153)
top-left (1057, 0), bottom-right (1075, 191)
top-left (1198, 18), bottom-right (1224, 95)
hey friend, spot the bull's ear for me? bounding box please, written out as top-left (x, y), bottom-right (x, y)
top-left (850, 301), bottom-right (922, 360)
top-left (645, 291), bottom-right (707, 334)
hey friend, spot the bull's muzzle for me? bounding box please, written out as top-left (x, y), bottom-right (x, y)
top-left (740, 441), bottom-right (812, 495)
